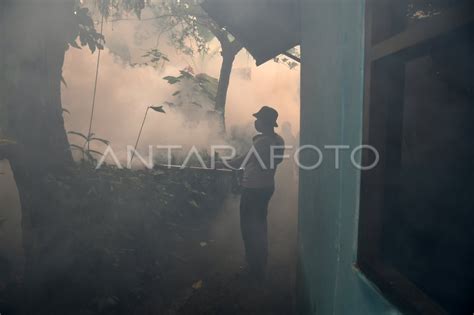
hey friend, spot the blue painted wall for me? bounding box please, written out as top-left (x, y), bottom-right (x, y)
top-left (298, 1), bottom-right (402, 314)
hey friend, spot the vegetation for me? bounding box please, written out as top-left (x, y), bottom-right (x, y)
top-left (92, 0), bottom-right (243, 130)
top-left (0, 0), bottom-right (295, 313)
top-left (162, 68), bottom-right (219, 126)
top-left (0, 1), bottom-right (229, 312)
top-left (0, 162), bottom-right (231, 314)
top-left (68, 131), bottom-right (110, 163)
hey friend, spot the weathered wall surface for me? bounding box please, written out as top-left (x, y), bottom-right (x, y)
top-left (297, 1), bottom-right (402, 314)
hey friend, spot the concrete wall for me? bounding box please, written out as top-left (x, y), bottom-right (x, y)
top-left (297, 1), bottom-right (402, 314)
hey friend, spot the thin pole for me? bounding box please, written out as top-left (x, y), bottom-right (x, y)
top-left (130, 107), bottom-right (150, 164)
top-left (87, 15), bottom-right (104, 151)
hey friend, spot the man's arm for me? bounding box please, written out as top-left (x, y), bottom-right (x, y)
top-left (216, 154), bottom-right (246, 170)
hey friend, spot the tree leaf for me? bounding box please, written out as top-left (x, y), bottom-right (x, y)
top-left (87, 149), bottom-right (103, 156)
top-left (150, 106), bottom-right (166, 113)
top-left (69, 40), bottom-right (81, 49)
top-left (179, 70), bottom-right (194, 79)
top-left (163, 76), bottom-right (180, 84)
top-left (70, 144), bottom-right (85, 152)
top-left (90, 137), bottom-right (110, 145)
top-left (61, 75), bottom-right (68, 87)
top-left (68, 131), bottom-right (88, 141)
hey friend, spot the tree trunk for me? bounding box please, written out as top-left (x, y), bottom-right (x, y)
top-left (215, 43), bottom-right (242, 132)
top-left (1, 1), bottom-right (75, 307)
top-left (4, 0), bottom-right (74, 169)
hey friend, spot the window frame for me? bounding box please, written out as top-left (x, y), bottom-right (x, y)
top-left (357, 1), bottom-right (474, 314)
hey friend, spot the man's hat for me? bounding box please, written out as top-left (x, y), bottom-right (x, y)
top-left (253, 106), bottom-right (279, 127)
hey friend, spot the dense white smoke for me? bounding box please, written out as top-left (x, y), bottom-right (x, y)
top-left (0, 13), bottom-right (300, 270)
top-left (60, 16), bottom-right (300, 163)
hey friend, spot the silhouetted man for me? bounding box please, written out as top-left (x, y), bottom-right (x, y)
top-left (220, 106), bottom-right (285, 280)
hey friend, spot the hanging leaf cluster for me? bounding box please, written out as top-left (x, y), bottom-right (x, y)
top-left (162, 69), bottom-right (218, 110)
top-left (135, 48), bottom-right (170, 68)
top-left (150, 0), bottom-right (215, 56)
top-left (96, 0), bottom-right (149, 19)
top-left (87, 0), bottom-right (220, 58)
top-left (69, 7), bottom-right (105, 53)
